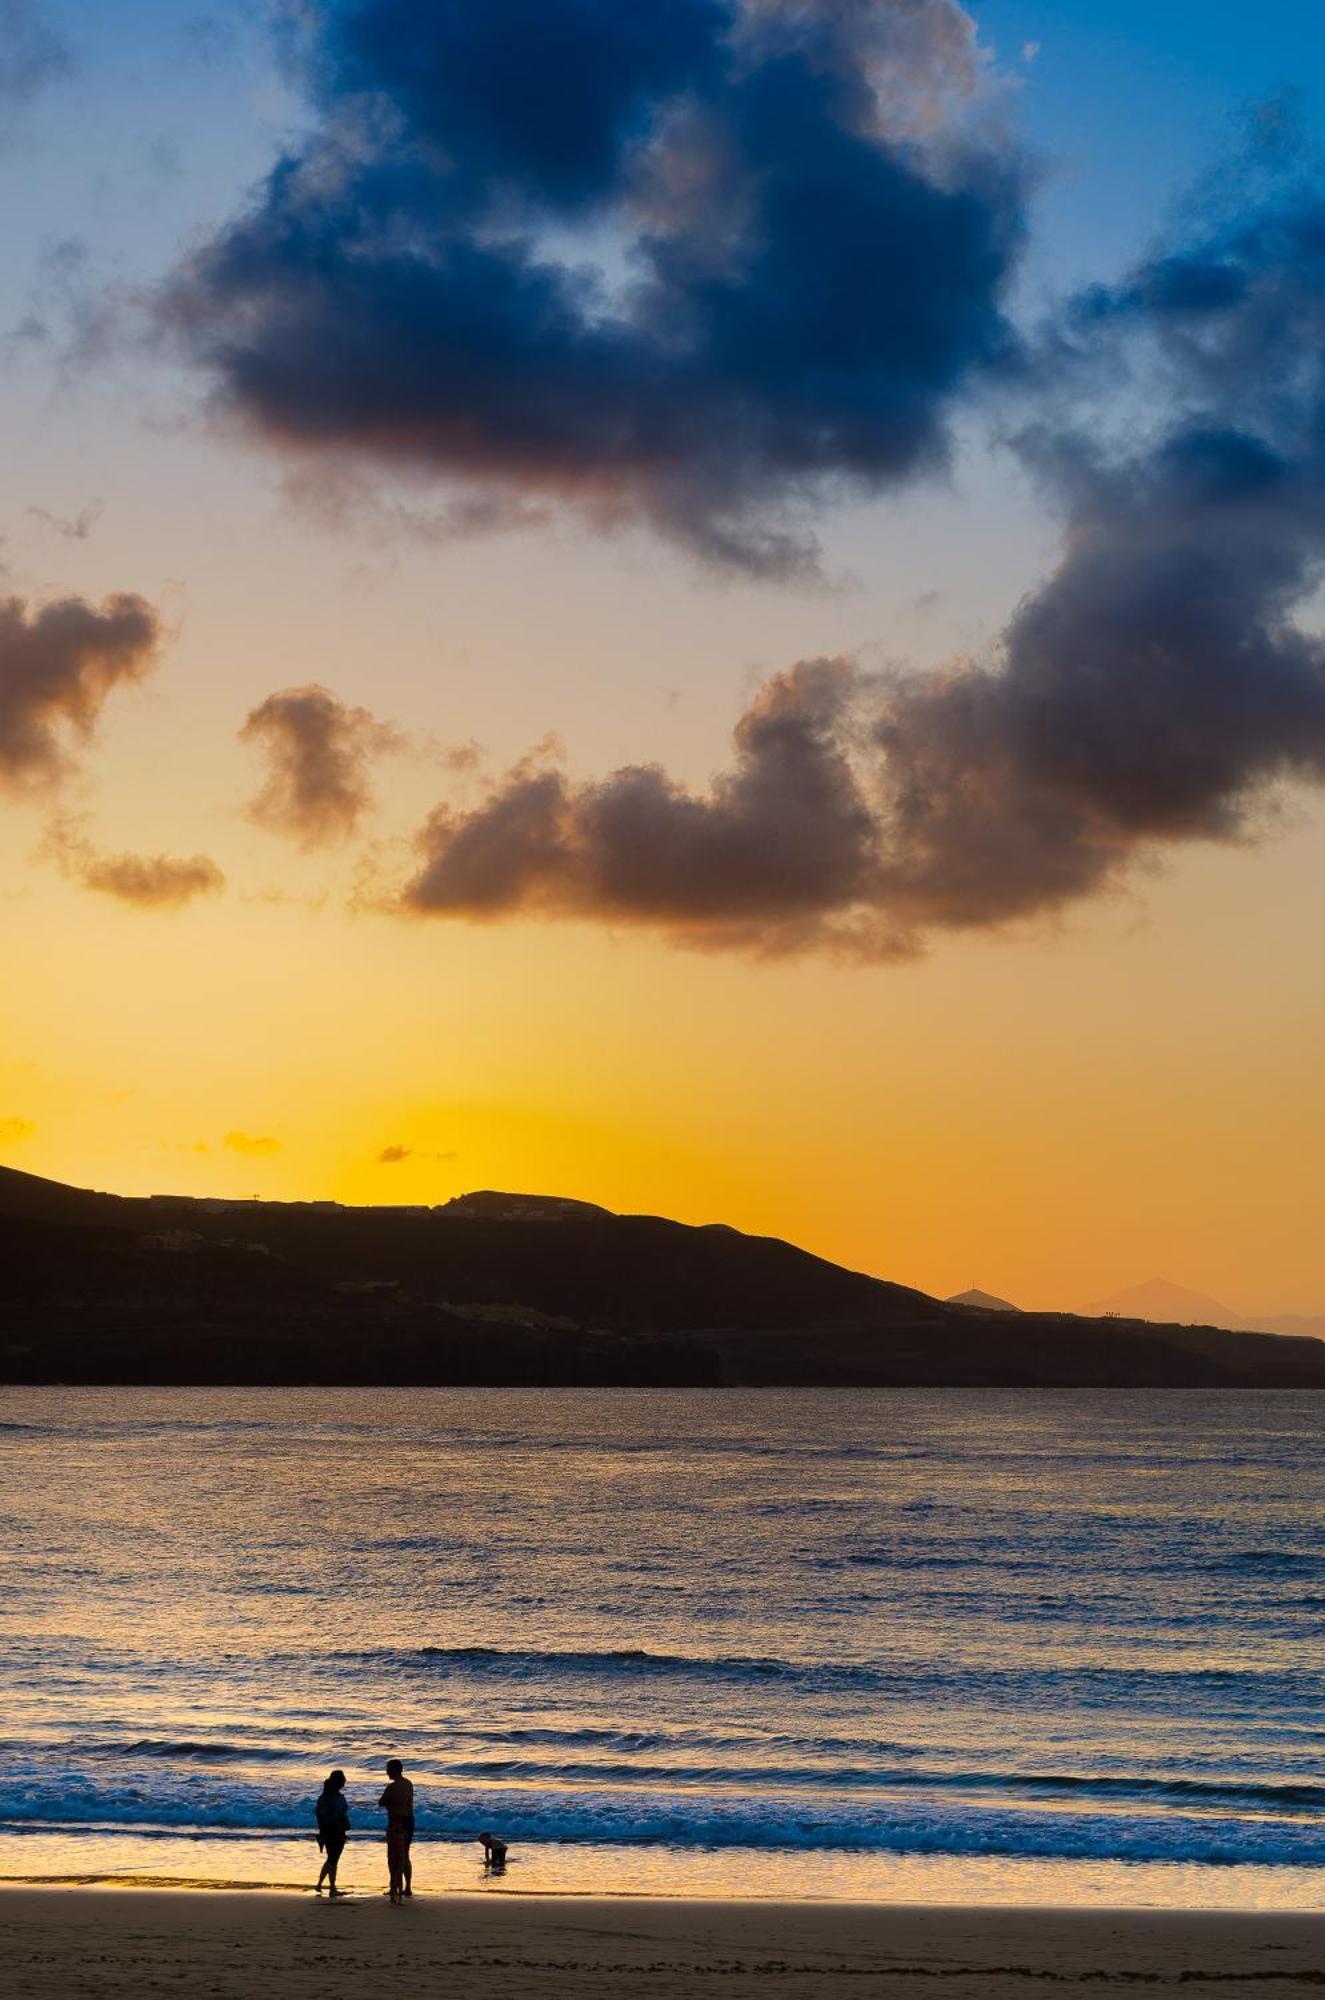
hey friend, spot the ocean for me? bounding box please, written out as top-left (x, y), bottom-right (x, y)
top-left (3, 1386), bottom-right (1325, 1906)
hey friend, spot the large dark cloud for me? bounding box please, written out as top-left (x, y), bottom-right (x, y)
top-left (402, 166), bottom-right (1325, 957)
top-left (241, 683), bottom-right (400, 847)
top-left (404, 659), bottom-right (881, 952)
top-left (0, 593), bottom-right (161, 789)
top-left (163, 0), bottom-right (1027, 571)
top-left (869, 169), bottom-right (1325, 934)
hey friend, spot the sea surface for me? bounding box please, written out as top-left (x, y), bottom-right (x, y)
top-left (4, 1386), bottom-right (1325, 1906)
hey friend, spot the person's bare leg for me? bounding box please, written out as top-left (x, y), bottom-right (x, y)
top-left (327, 1847), bottom-right (343, 1898)
top-left (316, 1853), bottom-right (329, 1892)
top-left (402, 1840), bottom-right (413, 1896)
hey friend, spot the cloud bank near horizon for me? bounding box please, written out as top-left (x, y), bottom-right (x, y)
top-left (162, 0), bottom-right (1027, 574)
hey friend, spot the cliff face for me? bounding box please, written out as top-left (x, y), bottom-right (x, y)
top-left (3, 1165), bottom-right (1324, 1388)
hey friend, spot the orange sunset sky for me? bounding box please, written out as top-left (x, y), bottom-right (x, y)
top-left (3, 0), bottom-right (1325, 1317)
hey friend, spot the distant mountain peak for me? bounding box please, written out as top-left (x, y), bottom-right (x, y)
top-left (1085, 1278), bottom-right (1245, 1330)
top-left (947, 1287), bottom-right (1019, 1312)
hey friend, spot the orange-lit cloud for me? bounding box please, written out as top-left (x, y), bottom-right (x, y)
top-left (241, 684), bottom-right (400, 848)
top-left (0, 592), bottom-right (160, 790)
top-left (0, 1115), bottom-right (35, 1143)
top-left (42, 817), bottom-right (224, 909)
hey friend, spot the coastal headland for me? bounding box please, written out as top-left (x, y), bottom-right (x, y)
top-left (3, 1164), bottom-right (1324, 1387)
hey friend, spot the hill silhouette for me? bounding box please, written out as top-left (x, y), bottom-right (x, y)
top-left (1085, 1278), bottom-right (1325, 1343)
top-left (1086, 1278), bottom-right (1246, 1330)
top-left (3, 1165), bottom-right (1325, 1387)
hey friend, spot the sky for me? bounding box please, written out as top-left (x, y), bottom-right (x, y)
top-left (3, 0), bottom-right (1325, 1315)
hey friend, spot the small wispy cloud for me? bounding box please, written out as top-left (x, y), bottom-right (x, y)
top-left (223, 1130), bottom-right (281, 1157)
top-left (377, 1144), bottom-right (457, 1165)
top-left (0, 1114), bottom-right (35, 1143)
top-left (27, 500), bottom-right (102, 541)
top-left (41, 816), bottom-right (225, 909)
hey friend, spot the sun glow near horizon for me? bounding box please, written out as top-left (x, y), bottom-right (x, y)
top-left (5, 808), bottom-right (1324, 1317)
top-left (4, 0), bottom-right (1325, 1321)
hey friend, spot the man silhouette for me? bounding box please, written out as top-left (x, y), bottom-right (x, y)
top-left (378, 1758), bottom-right (414, 1901)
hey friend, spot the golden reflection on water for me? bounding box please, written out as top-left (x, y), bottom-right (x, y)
top-left (7, 1388), bottom-right (1325, 1908)
top-left (2, 1835), bottom-right (1325, 1911)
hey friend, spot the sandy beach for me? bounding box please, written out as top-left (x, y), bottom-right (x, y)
top-left (3, 1889), bottom-right (1325, 1998)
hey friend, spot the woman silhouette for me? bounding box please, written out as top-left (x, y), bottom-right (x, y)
top-left (315, 1768), bottom-right (350, 1896)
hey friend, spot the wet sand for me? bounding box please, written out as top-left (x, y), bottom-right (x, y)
top-left (2, 1888), bottom-right (1325, 1997)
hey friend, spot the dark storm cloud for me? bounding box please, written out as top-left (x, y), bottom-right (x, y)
top-left (41, 817), bottom-right (226, 909)
top-left (0, 593), bottom-right (161, 790)
top-left (331, 0), bottom-right (731, 210)
top-left (868, 171), bottom-right (1325, 934)
top-left (162, 0), bottom-right (1027, 571)
top-left (401, 167), bottom-right (1325, 957)
top-left (241, 683), bottom-right (401, 847)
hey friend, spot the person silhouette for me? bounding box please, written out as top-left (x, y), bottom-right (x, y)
top-left (479, 1831), bottom-right (507, 1872)
top-left (314, 1769), bottom-right (349, 1896)
top-left (378, 1757), bottom-right (415, 1901)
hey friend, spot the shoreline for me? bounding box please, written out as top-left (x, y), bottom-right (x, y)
top-left (5, 1832), bottom-right (1325, 1912)
top-left (0, 1874), bottom-right (898, 1900)
top-left (2, 1870), bottom-right (1325, 1915)
top-left (3, 1887), bottom-right (1325, 1997)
